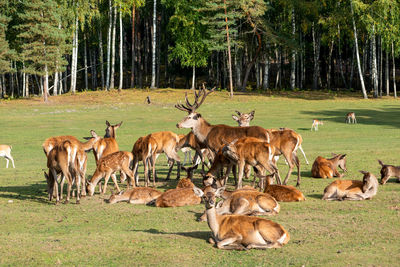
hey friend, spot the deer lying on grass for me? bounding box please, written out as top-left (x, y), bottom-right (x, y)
top-left (198, 184), bottom-right (280, 222)
top-left (378, 160), bottom-right (400, 185)
top-left (193, 186), bottom-right (290, 250)
top-left (345, 112), bottom-right (357, 124)
top-left (108, 187), bottom-right (162, 204)
top-left (153, 165), bottom-right (203, 207)
top-left (222, 137), bottom-right (280, 189)
top-left (0, 145), bottom-right (15, 168)
top-left (86, 151), bottom-right (135, 196)
top-left (262, 173), bottom-right (305, 202)
top-left (322, 171), bottom-right (378, 201)
top-left (311, 154), bottom-right (347, 178)
top-left (176, 165), bottom-right (198, 187)
top-left (311, 119), bottom-right (324, 131)
top-left (131, 135), bottom-right (158, 187)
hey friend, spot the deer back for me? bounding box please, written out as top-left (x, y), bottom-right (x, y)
top-left (149, 131), bottom-right (179, 153)
top-left (155, 187), bottom-right (201, 207)
top-left (93, 137), bottom-right (119, 163)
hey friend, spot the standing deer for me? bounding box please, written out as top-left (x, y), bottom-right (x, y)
top-left (222, 137), bottom-right (281, 188)
top-left (345, 112), bottom-right (357, 124)
top-left (0, 145), bottom-right (15, 168)
top-left (311, 119), bottom-right (324, 131)
top-left (232, 110), bottom-right (255, 127)
top-left (377, 160), bottom-right (400, 185)
top-left (131, 135), bottom-right (158, 187)
top-left (322, 171), bottom-right (378, 201)
top-left (175, 88), bottom-right (307, 187)
top-left (311, 154), bottom-right (347, 178)
top-left (86, 151), bottom-right (135, 196)
top-left (193, 186), bottom-right (290, 250)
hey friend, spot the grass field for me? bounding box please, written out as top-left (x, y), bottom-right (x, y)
top-left (0, 89), bottom-right (399, 266)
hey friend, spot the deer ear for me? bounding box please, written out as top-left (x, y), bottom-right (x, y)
top-left (106, 120), bottom-right (111, 126)
top-left (215, 186), bottom-right (225, 197)
top-left (359, 170), bottom-right (368, 175)
top-left (193, 186), bottom-right (204, 197)
top-left (116, 121), bottom-right (123, 128)
top-left (232, 115), bottom-right (239, 121)
top-left (235, 110), bottom-right (242, 116)
top-left (340, 154), bottom-right (347, 159)
top-left (250, 110), bottom-right (255, 117)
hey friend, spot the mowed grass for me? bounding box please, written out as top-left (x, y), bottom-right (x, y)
top-left (0, 89), bottom-right (400, 266)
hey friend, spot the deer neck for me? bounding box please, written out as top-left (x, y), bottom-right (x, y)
top-left (192, 118), bottom-right (212, 143)
top-left (205, 206), bottom-right (220, 237)
top-left (80, 138), bottom-right (98, 151)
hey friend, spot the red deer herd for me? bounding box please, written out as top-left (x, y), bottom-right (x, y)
top-left (37, 86), bottom-right (392, 250)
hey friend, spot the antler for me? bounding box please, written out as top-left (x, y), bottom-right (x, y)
top-left (174, 84), bottom-right (215, 113)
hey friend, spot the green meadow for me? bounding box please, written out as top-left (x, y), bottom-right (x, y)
top-left (0, 89), bottom-right (399, 266)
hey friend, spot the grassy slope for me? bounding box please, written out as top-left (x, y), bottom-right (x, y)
top-left (0, 89), bottom-right (399, 266)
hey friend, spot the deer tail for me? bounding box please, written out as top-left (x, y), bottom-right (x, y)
top-left (378, 159), bottom-right (385, 166)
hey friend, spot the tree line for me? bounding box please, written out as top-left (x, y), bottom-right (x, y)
top-left (0, 0), bottom-right (399, 101)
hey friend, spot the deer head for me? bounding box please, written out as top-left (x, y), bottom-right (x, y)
top-left (104, 121), bottom-right (123, 138)
top-left (232, 110), bottom-right (255, 127)
top-left (175, 85), bottom-right (214, 129)
top-left (359, 171), bottom-right (378, 194)
top-left (332, 153), bottom-right (347, 172)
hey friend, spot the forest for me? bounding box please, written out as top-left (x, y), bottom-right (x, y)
top-left (0, 0), bottom-right (400, 101)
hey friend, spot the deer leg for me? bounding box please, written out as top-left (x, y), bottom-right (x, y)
top-left (236, 162), bottom-right (245, 189)
top-left (75, 171), bottom-right (81, 204)
top-left (132, 160), bottom-right (139, 186)
top-left (223, 165), bottom-right (233, 186)
top-left (5, 157), bottom-right (9, 168)
top-left (298, 145), bottom-right (309, 165)
top-left (216, 237), bottom-right (246, 250)
top-left (101, 171), bottom-right (112, 194)
top-left (293, 153), bottom-right (301, 187)
top-left (232, 165), bottom-right (237, 186)
top-left (111, 173), bottom-right (121, 193)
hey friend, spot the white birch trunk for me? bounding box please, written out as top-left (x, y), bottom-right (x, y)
top-left (150, 0), bottom-right (157, 89)
top-left (386, 51), bottom-right (389, 96)
top-left (53, 71), bottom-right (58, 96)
top-left (44, 65), bottom-right (48, 102)
top-left (290, 8), bottom-right (296, 90)
top-left (70, 17), bottom-right (78, 94)
top-left (262, 58), bottom-right (269, 90)
top-left (110, 6), bottom-right (117, 90)
top-left (84, 33), bottom-right (88, 91)
top-left (371, 26), bottom-right (378, 97)
top-left (191, 66), bottom-right (195, 90)
top-left (392, 42), bottom-right (397, 98)
top-left (99, 27), bottom-right (105, 90)
top-left (106, 0), bottom-right (112, 90)
top-left (119, 7), bottom-right (123, 91)
top-left (351, 2), bottom-right (367, 99)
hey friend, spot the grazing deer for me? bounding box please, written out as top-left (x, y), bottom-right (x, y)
top-left (311, 119), bottom-right (324, 131)
top-left (262, 173), bottom-right (305, 202)
top-left (232, 110), bottom-right (255, 127)
top-left (198, 185), bottom-right (280, 222)
top-left (108, 187), bottom-right (162, 204)
top-left (377, 160), bottom-right (400, 185)
top-left (46, 140), bottom-right (81, 204)
top-left (193, 186), bottom-right (290, 250)
top-left (131, 135), bottom-right (158, 187)
top-left (86, 151), bottom-right (135, 196)
top-left (311, 154), bottom-right (347, 178)
top-left (202, 148), bottom-right (237, 187)
top-left (175, 86), bottom-right (306, 186)
top-left (222, 137), bottom-right (280, 189)
top-left (322, 171), bottom-right (378, 201)
top-left (345, 112), bottom-right (357, 124)
top-left (0, 145), bottom-right (15, 168)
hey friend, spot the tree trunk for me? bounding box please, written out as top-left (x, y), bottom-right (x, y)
top-left (84, 33), bottom-right (88, 91)
top-left (119, 6), bottom-right (123, 91)
top-left (262, 57), bottom-right (269, 90)
top-left (351, 2), bottom-right (367, 99)
top-left (371, 26), bottom-right (378, 98)
top-left (70, 17), bottom-right (79, 94)
top-left (44, 65), bottom-right (48, 102)
top-left (337, 24), bottom-right (348, 89)
top-left (99, 26), bottom-right (105, 90)
top-left (290, 8), bottom-right (296, 90)
top-left (235, 48), bottom-right (241, 88)
top-left (378, 37), bottom-right (383, 97)
top-left (53, 71), bottom-right (58, 96)
top-left (327, 40), bottom-right (334, 90)
top-left (110, 6), bottom-right (117, 90)
top-left (242, 32), bottom-right (261, 91)
top-left (312, 23), bottom-right (320, 90)
top-left (349, 46), bottom-right (355, 89)
top-left (223, 0), bottom-right (234, 97)
top-left (106, 0), bottom-right (112, 90)
top-left (130, 5), bottom-right (136, 88)
top-left (275, 45), bottom-right (280, 89)
top-left (150, 0), bottom-right (157, 89)
top-left (392, 42), bottom-right (397, 98)
top-left (386, 50), bottom-right (389, 96)
top-left (191, 66), bottom-right (195, 90)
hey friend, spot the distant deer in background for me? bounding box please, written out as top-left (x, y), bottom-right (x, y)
top-left (232, 110), bottom-right (255, 127)
top-left (311, 119), bottom-right (324, 131)
top-left (345, 112), bottom-right (357, 124)
top-left (0, 145), bottom-right (15, 168)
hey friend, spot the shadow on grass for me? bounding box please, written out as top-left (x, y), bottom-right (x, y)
top-left (307, 194), bottom-right (323, 199)
top-left (131, 228), bottom-right (210, 241)
top-left (0, 182), bottom-right (50, 204)
top-left (301, 106), bottom-right (400, 129)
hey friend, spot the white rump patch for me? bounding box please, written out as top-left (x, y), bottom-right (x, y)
top-left (277, 233), bottom-right (286, 244)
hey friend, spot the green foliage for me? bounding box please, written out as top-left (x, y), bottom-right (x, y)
top-left (0, 14), bottom-right (12, 74)
top-left (16, 0), bottom-right (68, 76)
top-left (165, 0), bottom-right (208, 68)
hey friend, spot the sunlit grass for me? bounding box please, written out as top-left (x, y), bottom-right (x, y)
top-left (0, 89), bottom-right (399, 266)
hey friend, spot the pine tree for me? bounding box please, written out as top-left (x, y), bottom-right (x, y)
top-left (16, 0), bottom-right (68, 102)
top-left (0, 14), bottom-right (12, 74)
